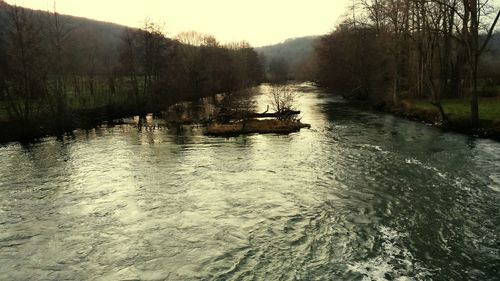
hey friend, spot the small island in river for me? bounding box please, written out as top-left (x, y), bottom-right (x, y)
top-left (205, 118), bottom-right (311, 136)
top-left (205, 86), bottom-right (310, 135)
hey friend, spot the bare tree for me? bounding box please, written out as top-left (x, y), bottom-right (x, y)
top-left (461, 0), bottom-right (500, 124)
top-left (4, 5), bottom-right (46, 121)
top-left (44, 1), bottom-right (75, 124)
top-left (140, 19), bottom-right (168, 100)
top-left (119, 27), bottom-right (141, 102)
top-left (268, 86), bottom-right (297, 118)
top-left (175, 31), bottom-right (206, 46)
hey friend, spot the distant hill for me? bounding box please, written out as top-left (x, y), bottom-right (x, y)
top-left (256, 36), bottom-right (319, 65)
top-left (256, 36), bottom-right (319, 80)
top-left (0, 1), bottom-right (127, 63)
top-left (0, 1), bottom-right (127, 37)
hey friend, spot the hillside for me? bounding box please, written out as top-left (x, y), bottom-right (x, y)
top-left (257, 36), bottom-right (319, 65)
top-left (0, 1), bottom-right (127, 36)
top-left (256, 36), bottom-right (319, 80)
top-left (0, 1), bottom-right (127, 61)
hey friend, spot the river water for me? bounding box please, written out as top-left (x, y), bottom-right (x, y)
top-left (0, 84), bottom-right (499, 280)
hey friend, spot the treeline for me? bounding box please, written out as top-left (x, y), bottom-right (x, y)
top-left (0, 3), bottom-right (263, 132)
top-left (315, 0), bottom-right (500, 124)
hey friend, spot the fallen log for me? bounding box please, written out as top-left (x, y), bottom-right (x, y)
top-left (247, 110), bottom-right (301, 118)
top-left (217, 109), bottom-right (301, 121)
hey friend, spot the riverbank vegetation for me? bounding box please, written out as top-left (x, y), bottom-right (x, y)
top-left (393, 98), bottom-right (500, 138)
top-left (313, 0), bottom-right (500, 137)
top-left (0, 2), bottom-right (263, 142)
top-left (412, 98), bottom-right (500, 121)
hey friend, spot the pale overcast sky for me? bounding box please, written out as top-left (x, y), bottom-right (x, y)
top-left (5, 0), bottom-right (351, 46)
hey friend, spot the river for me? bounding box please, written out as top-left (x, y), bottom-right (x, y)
top-left (0, 84), bottom-right (498, 280)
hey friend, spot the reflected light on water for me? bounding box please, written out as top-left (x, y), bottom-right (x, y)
top-left (0, 83), bottom-right (499, 280)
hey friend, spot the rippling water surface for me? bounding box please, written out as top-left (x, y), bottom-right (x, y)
top-left (1, 84), bottom-right (499, 280)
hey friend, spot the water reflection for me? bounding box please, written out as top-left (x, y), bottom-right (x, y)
top-left (0, 83), bottom-right (499, 280)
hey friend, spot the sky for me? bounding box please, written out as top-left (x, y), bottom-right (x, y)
top-left (4, 0), bottom-right (351, 47)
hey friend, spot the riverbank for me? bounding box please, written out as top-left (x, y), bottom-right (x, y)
top-left (0, 103), bottom-right (164, 144)
top-left (333, 93), bottom-right (500, 141)
top-left (388, 98), bottom-right (500, 141)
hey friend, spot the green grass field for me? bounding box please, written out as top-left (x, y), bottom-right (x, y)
top-left (414, 98), bottom-right (500, 122)
top-left (0, 77), bottom-right (138, 123)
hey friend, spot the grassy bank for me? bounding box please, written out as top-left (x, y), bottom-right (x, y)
top-left (393, 98), bottom-right (500, 140)
top-left (412, 98), bottom-right (500, 121)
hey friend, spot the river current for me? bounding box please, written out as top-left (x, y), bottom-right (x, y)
top-left (0, 84), bottom-right (498, 280)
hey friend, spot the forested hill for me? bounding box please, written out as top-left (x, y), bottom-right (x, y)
top-left (256, 36), bottom-right (319, 81)
top-left (257, 36), bottom-right (319, 64)
top-left (0, 1), bottom-right (126, 56)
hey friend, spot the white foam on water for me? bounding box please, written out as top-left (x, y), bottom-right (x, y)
top-left (405, 158), bottom-right (448, 179)
top-left (347, 226), bottom-right (432, 281)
